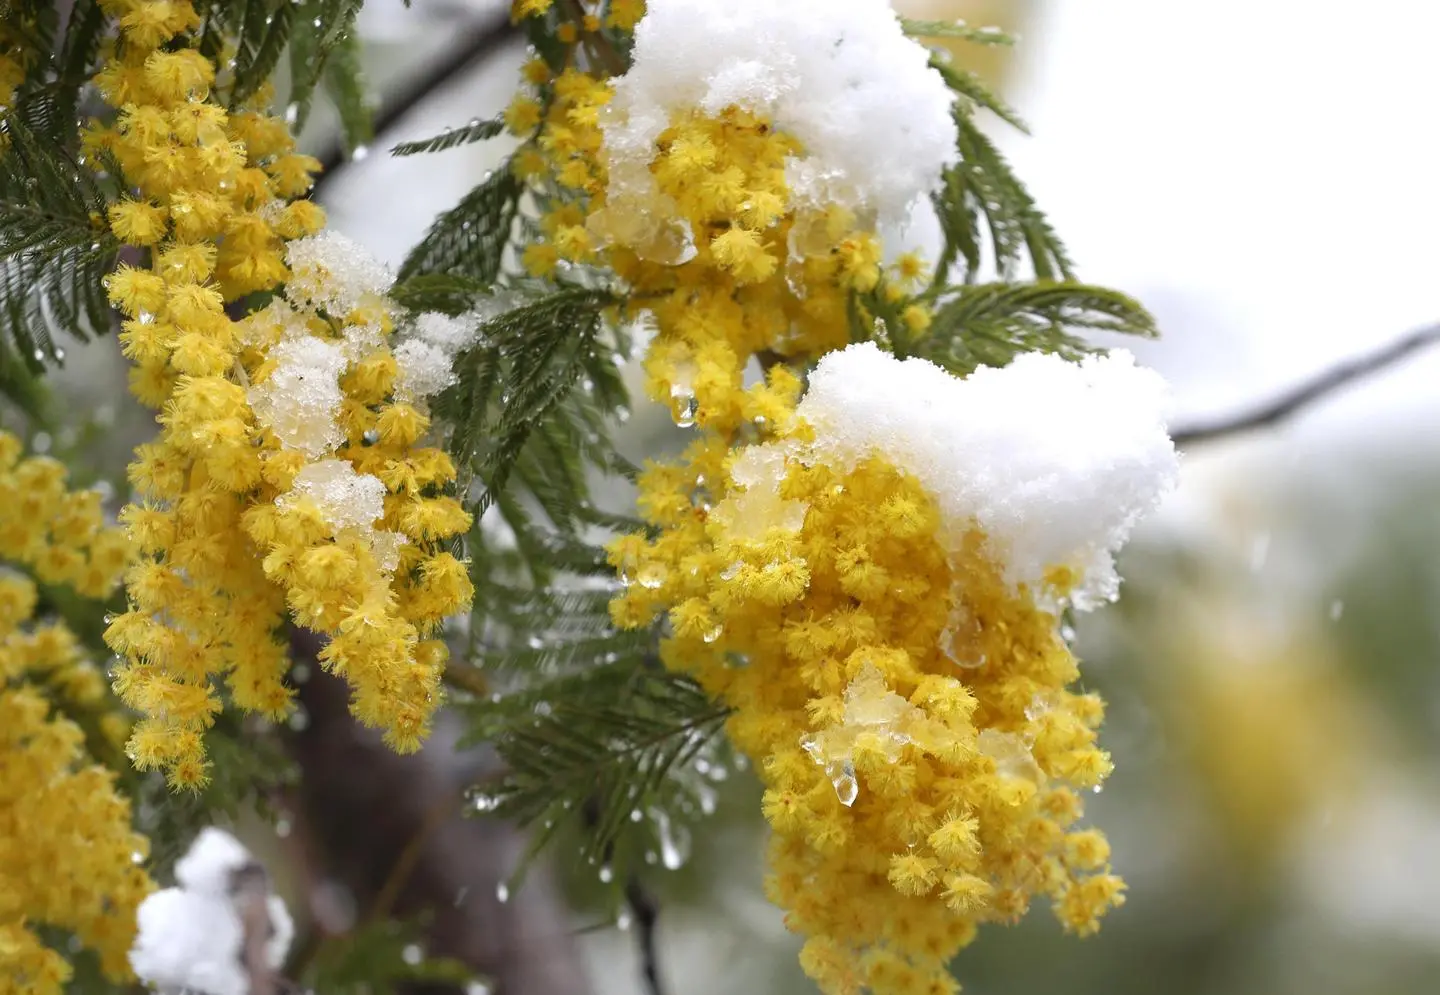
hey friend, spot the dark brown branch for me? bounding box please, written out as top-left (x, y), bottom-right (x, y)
top-left (623, 877), bottom-right (665, 995)
top-left (232, 862), bottom-right (281, 995)
top-left (310, 13), bottom-right (519, 203)
top-left (1170, 322), bottom-right (1440, 447)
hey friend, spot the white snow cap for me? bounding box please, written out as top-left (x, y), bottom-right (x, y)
top-left (130, 829), bottom-right (293, 995)
top-left (280, 460), bottom-right (409, 574)
top-left (284, 230), bottom-right (392, 317)
top-left (796, 343), bottom-right (1178, 607)
top-left (605, 0), bottom-right (958, 225)
top-left (249, 335), bottom-right (348, 458)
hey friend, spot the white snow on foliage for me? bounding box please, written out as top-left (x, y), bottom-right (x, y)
top-left (130, 828), bottom-right (293, 995)
top-left (793, 343), bottom-right (1179, 607)
top-left (248, 334), bottom-right (348, 458)
top-left (604, 0), bottom-right (957, 225)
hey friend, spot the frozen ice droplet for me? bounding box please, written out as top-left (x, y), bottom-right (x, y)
top-left (702, 623), bottom-right (723, 644)
top-left (285, 103), bottom-right (299, 124)
top-left (832, 761), bottom-right (858, 807)
top-left (351, 144), bottom-right (370, 162)
top-left (496, 882), bottom-right (510, 903)
top-left (674, 395), bottom-right (698, 428)
top-left (637, 563), bottom-right (666, 589)
top-left (598, 864), bottom-right (613, 883)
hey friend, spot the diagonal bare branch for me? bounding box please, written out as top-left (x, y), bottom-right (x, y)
top-left (1171, 322), bottom-right (1440, 447)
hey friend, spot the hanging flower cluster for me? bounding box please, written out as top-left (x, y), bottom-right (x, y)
top-left (506, 2), bottom-right (1179, 993)
top-left (0, 431), bottom-right (153, 994)
top-left (94, 0), bottom-right (474, 786)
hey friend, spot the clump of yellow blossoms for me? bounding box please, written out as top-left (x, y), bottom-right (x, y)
top-left (93, 0), bottom-right (472, 785)
top-left (504, 2), bottom-right (1177, 993)
top-left (0, 431), bottom-right (153, 994)
top-left (610, 343), bottom-right (1175, 995)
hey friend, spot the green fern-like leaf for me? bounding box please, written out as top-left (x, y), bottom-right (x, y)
top-left (0, 121), bottom-right (119, 373)
top-left (390, 116), bottom-right (506, 157)
top-left (397, 164), bottom-right (522, 282)
top-left (467, 665), bottom-right (727, 872)
top-left (230, 0), bottom-right (296, 105)
top-left (288, 0), bottom-right (366, 130)
top-left (933, 106), bottom-right (1073, 285)
top-left (914, 280), bottom-right (1157, 375)
top-left (930, 56), bottom-right (1028, 133)
top-left (900, 17), bottom-right (1015, 46)
top-left (322, 30), bottom-right (374, 153)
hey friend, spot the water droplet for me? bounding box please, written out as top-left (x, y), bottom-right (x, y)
top-left (276, 817), bottom-right (292, 838)
top-left (351, 144), bottom-right (370, 161)
top-left (653, 808), bottom-right (690, 870)
top-left (32, 348), bottom-right (44, 362)
top-left (630, 808), bottom-right (643, 822)
top-left (1092, 785), bottom-right (1104, 795)
top-left (288, 708), bottom-right (309, 731)
top-left (598, 864), bottom-right (613, 883)
top-left (467, 983), bottom-right (492, 995)
top-left (702, 624), bottom-right (723, 644)
top-left (473, 793), bottom-right (499, 812)
top-left (637, 563), bottom-right (666, 589)
top-left (361, 429), bottom-right (380, 445)
top-left (52, 347), bottom-right (65, 362)
top-left (617, 909), bottom-right (634, 930)
top-left (527, 635), bottom-right (544, 649)
top-left (496, 882), bottom-right (510, 903)
top-left (402, 943), bottom-right (423, 966)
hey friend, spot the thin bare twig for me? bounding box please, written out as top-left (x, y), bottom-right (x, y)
top-left (623, 877), bottom-right (665, 995)
top-left (232, 862), bottom-right (282, 995)
top-left (1171, 322), bottom-right (1440, 447)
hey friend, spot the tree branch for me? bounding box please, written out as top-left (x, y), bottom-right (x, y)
top-left (1170, 322), bottom-right (1440, 447)
top-left (623, 877), bottom-right (665, 995)
top-left (310, 13), bottom-right (518, 203)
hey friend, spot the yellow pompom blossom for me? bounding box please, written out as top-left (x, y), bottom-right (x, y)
top-left (0, 432), bottom-right (152, 994)
top-left (517, 4), bottom-right (1175, 992)
top-left (514, 69), bottom-right (892, 427)
top-left (235, 256), bottom-right (474, 751)
top-left (607, 347), bottom-right (1149, 994)
top-left (92, 0), bottom-right (470, 783)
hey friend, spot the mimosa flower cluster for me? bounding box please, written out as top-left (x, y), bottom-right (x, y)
top-left (507, 1), bottom-right (1179, 993)
top-left (93, 0), bottom-right (473, 787)
top-left (0, 432), bottom-right (153, 995)
top-left (509, 0), bottom-right (952, 422)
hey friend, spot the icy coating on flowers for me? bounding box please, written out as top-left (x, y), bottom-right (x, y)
top-left (794, 343), bottom-right (1177, 608)
top-left (94, 0), bottom-right (473, 785)
top-left (604, 0), bottom-right (958, 225)
top-left (0, 432), bottom-right (153, 995)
